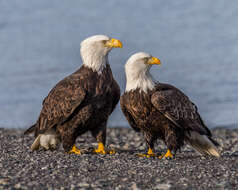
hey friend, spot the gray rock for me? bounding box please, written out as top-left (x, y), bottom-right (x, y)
top-left (0, 127), bottom-right (238, 189)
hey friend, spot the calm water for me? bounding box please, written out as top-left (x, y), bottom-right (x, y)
top-left (0, 0), bottom-right (238, 128)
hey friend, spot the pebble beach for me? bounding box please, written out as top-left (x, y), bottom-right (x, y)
top-left (0, 127), bottom-right (238, 190)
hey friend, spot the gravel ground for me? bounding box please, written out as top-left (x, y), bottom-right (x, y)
top-left (0, 127), bottom-right (238, 190)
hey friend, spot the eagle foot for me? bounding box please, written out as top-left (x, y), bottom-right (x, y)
top-left (68, 145), bottom-right (81, 155)
top-left (137, 148), bottom-right (158, 158)
top-left (137, 153), bottom-right (157, 158)
top-left (94, 142), bottom-right (115, 155)
top-left (159, 149), bottom-right (174, 159)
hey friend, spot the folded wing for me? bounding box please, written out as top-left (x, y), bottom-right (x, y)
top-left (151, 83), bottom-right (211, 136)
top-left (37, 75), bottom-right (86, 134)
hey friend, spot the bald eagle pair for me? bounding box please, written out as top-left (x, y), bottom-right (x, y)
top-left (24, 35), bottom-right (220, 158)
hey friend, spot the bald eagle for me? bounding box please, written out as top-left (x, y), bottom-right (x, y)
top-left (24, 35), bottom-right (122, 155)
top-left (120, 52), bottom-right (220, 158)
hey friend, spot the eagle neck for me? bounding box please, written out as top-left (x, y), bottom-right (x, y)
top-left (81, 49), bottom-right (108, 75)
top-left (125, 70), bottom-right (155, 93)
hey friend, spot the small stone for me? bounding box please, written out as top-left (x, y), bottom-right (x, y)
top-left (216, 181), bottom-right (231, 188)
top-left (14, 183), bottom-right (21, 189)
top-left (0, 179), bottom-right (9, 185)
top-left (154, 183), bottom-right (171, 190)
top-left (78, 183), bottom-right (90, 187)
top-left (132, 182), bottom-right (140, 190)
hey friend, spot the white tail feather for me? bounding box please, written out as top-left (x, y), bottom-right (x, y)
top-left (31, 135), bottom-right (41, 150)
top-left (30, 129), bottom-right (60, 151)
top-left (187, 131), bottom-right (220, 157)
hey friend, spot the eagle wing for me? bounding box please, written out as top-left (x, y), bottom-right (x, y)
top-left (37, 75), bottom-right (86, 133)
top-left (111, 79), bottom-right (121, 113)
top-left (151, 83), bottom-right (211, 136)
top-left (120, 96), bottom-right (140, 132)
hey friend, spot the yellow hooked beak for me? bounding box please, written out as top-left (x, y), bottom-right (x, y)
top-left (105, 38), bottom-right (123, 48)
top-left (147, 57), bottom-right (161, 65)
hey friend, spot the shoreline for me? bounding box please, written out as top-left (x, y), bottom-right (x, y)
top-left (0, 127), bottom-right (238, 189)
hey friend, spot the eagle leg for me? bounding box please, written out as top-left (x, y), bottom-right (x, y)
top-left (91, 122), bottom-right (115, 155)
top-left (137, 132), bottom-right (160, 158)
top-left (68, 144), bottom-right (81, 155)
top-left (59, 126), bottom-right (81, 155)
top-left (93, 142), bottom-right (115, 155)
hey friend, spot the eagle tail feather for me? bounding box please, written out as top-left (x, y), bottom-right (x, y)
top-left (187, 131), bottom-right (220, 157)
top-left (30, 135), bottom-right (41, 150)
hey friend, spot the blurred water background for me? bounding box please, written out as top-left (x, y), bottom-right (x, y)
top-left (0, 0), bottom-right (238, 128)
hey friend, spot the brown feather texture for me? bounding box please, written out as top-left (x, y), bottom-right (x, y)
top-left (24, 35), bottom-right (121, 152)
top-left (120, 52), bottom-right (220, 157)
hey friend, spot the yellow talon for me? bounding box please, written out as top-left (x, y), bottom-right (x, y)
top-left (94, 142), bottom-right (115, 155)
top-left (164, 149), bottom-right (173, 158)
top-left (137, 148), bottom-right (157, 158)
top-left (94, 142), bottom-right (106, 154)
top-left (68, 145), bottom-right (81, 155)
top-left (147, 148), bottom-right (154, 155)
top-left (159, 149), bottom-right (174, 159)
top-left (109, 149), bottom-right (116, 154)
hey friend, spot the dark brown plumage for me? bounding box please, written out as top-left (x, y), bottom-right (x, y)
top-left (120, 52), bottom-right (220, 158)
top-left (25, 64), bottom-right (120, 152)
top-left (24, 35), bottom-right (122, 154)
